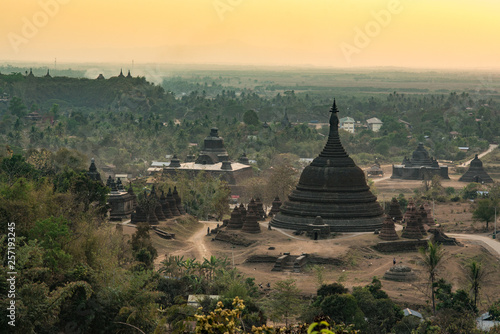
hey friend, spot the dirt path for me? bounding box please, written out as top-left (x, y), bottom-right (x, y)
top-left (448, 233), bottom-right (500, 257)
top-left (461, 144), bottom-right (498, 167)
top-left (372, 175), bottom-right (391, 183)
top-left (170, 221), bottom-right (219, 260)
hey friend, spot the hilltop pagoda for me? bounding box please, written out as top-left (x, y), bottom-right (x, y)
top-left (195, 128), bottom-right (229, 164)
top-left (270, 100), bottom-right (384, 232)
top-left (162, 128), bottom-right (253, 196)
top-left (459, 154), bottom-right (493, 183)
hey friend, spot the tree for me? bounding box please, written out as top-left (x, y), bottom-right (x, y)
top-left (433, 279), bottom-right (477, 314)
top-left (266, 160), bottom-right (298, 203)
top-left (317, 293), bottom-right (364, 329)
top-left (8, 96), bottom-right (27, 118)
top-left (28, 216), bottom-right (73, 271)
top-left (308, 321), bottom-right (359, 334)
top-left (243, 109), bottom-right (260, 126)
top-left (419, 241), bottom-right (445, 315)
top-left (351, 278), bottom-right (403, 333)
top-left (464, 260), bottom-right (487, 308)
top-left (130, 222), bottom-right (157, 270)
top-left (317, 283), bottom-right (348, 297)
top-left (0, 154), bottom-right (39, 186)
top-left (489, 299), bottom-right (500, 320)
top-left (49, 103), bottom-right (60, 120)
top-left (461, 182), bottom-right (482, 200)
top-left (53, 169), bottom-right (109, 213)
top-left (472, 198), bottom-right (496, 229)
top-left (264, 279), bottom-right (302, 327)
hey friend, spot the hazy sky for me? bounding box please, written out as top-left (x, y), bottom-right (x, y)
top-left (2, 0), bottom-right (500, 69)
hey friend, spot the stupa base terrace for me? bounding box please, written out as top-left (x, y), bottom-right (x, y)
top-left (271, 214), bottom-right (384, 232)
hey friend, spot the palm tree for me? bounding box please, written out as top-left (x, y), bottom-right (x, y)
top-left (419, 240), bottom-right (445, 315)
top-left (465, 260), bottom-right (487, 308)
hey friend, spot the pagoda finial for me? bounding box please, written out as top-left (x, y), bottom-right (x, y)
top-left (310, 98), bottom-right (352, 167)
top-left (328, 98), bottom-right (340, 129)
top-left (330, 99), bottom-right (339, 113)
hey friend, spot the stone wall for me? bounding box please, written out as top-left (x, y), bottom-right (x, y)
top-left (374, 239), bottom-right (428, 252)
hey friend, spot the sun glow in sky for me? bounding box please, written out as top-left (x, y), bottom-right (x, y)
top-left (1, 0), bottom-right (500, 69)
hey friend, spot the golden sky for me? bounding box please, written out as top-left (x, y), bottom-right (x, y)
top-left (1, 0), bottom-right (500, 69)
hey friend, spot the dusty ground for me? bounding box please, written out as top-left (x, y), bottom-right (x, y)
top-left (122, 215), bottom-right (500, 313)
top-left (120, 156), bottom-right (500, 313)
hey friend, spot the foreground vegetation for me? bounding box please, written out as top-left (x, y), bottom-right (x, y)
top-left (1, 151), bottom-right (500, 333)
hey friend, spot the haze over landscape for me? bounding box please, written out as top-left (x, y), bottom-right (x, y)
top-left (2, 0), bottom-right (500, 69)
top-left (3, 1), bottom-right (500, 333)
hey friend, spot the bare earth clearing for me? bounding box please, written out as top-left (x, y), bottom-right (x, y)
top-left (121, 154), bottom-right (500, 313)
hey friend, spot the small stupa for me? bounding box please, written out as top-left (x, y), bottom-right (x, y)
top-left (378, 215), bottom-right (399, 241)
top-left (254, 198), bottom-right (267, 221)
top-left (239, 203), bottom-right (247, 224)
top-left (383, 265), bottom-right (417, 282)
top-left (127, 183), bottom-right (137, 209)
top-left (423, 202), bottom-right (435, 225)
top-left (241, 208), bottom-right (261, 233)
top-left (268, 197), bottom-right (282, 217)
top-left (248, 198), bottom-right (258, 215)
top-left (401, 205), bottom-right (424, 239)
top-left (87, 158), bottom-right (102, 182)
top-left (459, 154), bottom-right (493, 183)
top-left (388, 198), bottom-right (403, 222)
top-left (417, 205), bottom-right (428, 236)
top-left (167, 188), bottom-right (181, 216)
top-left (116, 178), bottom-right (124, 191)
top-left (106, 175), bottom-right (113, 188)
top-left (143, 191), bottom-right (159, 225)
top-left (173, 186), bottom-right (186, 214)
top-left (403, 198), bottom-right (416, 222)
top-left (160, 190), bottom-right (173, 218)
top-left (226, 206), bottom-right (243, 229)
top-left (131, 205), bottom-right (147, 224)
top-left (150, 186), bottom-right (166, 221)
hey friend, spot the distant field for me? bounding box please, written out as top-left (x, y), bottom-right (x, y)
top-left (4, 62), bottom-right (500, 100)
top-left (161, 66), bottom-right (500, 98)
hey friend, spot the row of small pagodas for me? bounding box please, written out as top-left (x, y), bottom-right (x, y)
top-left (379, 198), bottom-right (436, 241)
top-left (131, 185), bottom-right (185, 224)
top-left (220, 197), bottom-right (283, 234)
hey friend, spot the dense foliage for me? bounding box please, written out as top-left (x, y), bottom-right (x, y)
top-left (0, 71), bottom-right (497, 178)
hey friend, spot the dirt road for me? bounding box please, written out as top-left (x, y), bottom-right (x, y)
top-left (461, 144), bottom-right (498, 167)
top-left (448, 233), bottom-right (500, 257)
top-left (170, 221), bottom-right (219, 260)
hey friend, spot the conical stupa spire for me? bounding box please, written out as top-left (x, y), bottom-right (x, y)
top-left (312, 99), bottom-right (353, 167)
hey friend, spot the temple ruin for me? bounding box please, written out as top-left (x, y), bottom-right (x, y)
top-left (162, 128), bottom-right (253, 195)
top-left (391, 143), bottom-right (449, 180)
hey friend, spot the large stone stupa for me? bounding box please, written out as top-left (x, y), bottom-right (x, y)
top-left (270, 100), bottom-right (384, 232)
